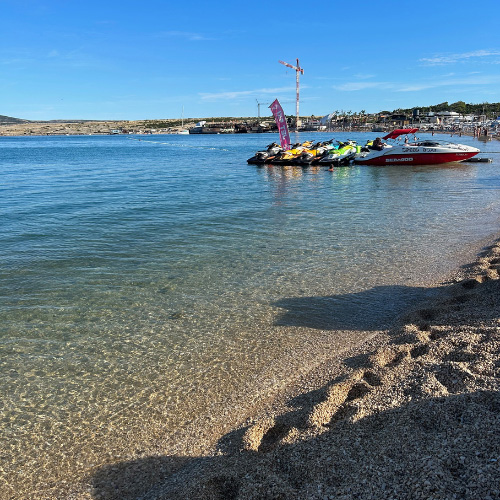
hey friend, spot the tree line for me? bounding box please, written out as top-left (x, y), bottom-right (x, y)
top-left (390, 101), bottom-right (500, 118)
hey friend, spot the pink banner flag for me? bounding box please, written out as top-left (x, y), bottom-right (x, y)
top-left (269, 99), bottom-right (290, 150)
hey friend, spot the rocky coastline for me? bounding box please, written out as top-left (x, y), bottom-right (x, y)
top-left (0, 120), bottom-right (195, 136)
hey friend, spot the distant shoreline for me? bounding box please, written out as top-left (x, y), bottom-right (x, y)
top-left (1, 121), bottom-right (498, 141)
top-left (0, 120), bottom-right (196, 136)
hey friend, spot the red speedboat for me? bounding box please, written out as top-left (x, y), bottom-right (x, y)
top-left (355, 128), bottom-right (480, 166)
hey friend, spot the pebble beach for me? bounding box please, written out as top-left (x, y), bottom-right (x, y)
top-left (87, 237), bottom-right (500, 500)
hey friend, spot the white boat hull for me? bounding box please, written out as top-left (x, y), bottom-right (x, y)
top-left (355, 141), bottom-right (479, 166)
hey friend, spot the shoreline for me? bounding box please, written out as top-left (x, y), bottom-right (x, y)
top-left (104, 236), bottom-right (500, 500)
top-left (2, 121), bottom-right (498, 140)
top-left (0, 120), bottom-right (197, 136)
top-left (49, 233), bottom-right (500, 499)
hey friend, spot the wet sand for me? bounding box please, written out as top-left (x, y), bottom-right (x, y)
top-left (31, 237), bottom-right (498, 499)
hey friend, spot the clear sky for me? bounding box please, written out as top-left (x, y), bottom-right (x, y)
top-left (1, 0), bottom-right (500, 121)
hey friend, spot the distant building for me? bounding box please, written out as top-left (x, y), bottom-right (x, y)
top-left (436, 111), bottom-right (460, 123)
top-left (378, 114), bottom-right (409, 128)
top-left (300, 117), bottom-right (326, 131)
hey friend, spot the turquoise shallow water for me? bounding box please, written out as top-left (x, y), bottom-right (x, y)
top-left (1, 132), bottom-right (500, 494)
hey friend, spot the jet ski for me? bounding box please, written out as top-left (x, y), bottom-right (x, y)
top-left (293, 141), bottom-right (335, 165)
top-left (318, 140), bottom-right (358, 166)
top-left (270, 141), bottom-right (314, 165)
top-left (247, 142), bottom-right (282, 164)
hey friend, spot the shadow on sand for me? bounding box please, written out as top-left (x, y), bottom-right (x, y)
top-left (90, 390), bottom-right (500, 500)
top-left (272, 284), bottom-right (439, 331)
top-left (90, 270), bottom-right (500, 499)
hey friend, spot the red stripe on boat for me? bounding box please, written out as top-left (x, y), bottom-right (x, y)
top-left (359, 152), bottom-right (478, 166)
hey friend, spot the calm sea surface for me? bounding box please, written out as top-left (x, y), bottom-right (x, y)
top-left (2, 132), bottom-right (500, 494)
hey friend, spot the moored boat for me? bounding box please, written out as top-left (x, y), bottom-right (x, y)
top-left (189, 121), bottom-right (221, 134)
top-left (355, 128), bottom-right (479, 165)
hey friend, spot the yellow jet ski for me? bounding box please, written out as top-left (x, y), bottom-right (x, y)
top-left (271, 141), bottom-right (314, 164)
top-left (294, 141), bottom-right (335, 165)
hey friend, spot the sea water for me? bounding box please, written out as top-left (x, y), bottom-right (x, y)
top-left (1, 132), bottom-right (500, 495)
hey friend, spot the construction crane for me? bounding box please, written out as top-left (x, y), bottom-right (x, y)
top-left (256, 99), bottom-right (293, 118)
top-left (256, 99), bottom-right (271, 119)
top-left (278, 58), bottom-right (304, 132)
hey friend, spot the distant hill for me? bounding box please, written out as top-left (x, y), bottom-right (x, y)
top-left (0, 114), bottom-right (28, 124)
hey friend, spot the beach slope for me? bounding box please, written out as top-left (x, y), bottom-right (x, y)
top-left (90, 240), bottom-right (500, 500)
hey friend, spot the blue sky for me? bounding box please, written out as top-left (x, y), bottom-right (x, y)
top-left (1, 0), bottom-right (500, 120)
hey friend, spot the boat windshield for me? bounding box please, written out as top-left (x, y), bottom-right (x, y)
top-left (412, 140), bottom-right (441, 147)
top-left (406, 139), bottom-right (460, 147)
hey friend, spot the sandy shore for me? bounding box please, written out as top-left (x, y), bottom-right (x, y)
top-left (4, 239), bottom-right (499, 500)
top-left (4, 243), bottom-right (498, 500)
top-left (66, 237), bottom-right (500, 500)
